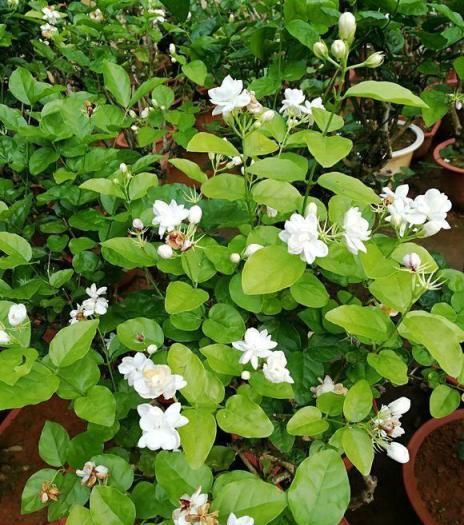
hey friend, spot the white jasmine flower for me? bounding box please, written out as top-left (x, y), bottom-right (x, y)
top-left (279, 213), bottom-right (328, 264)
top-left (266, 206), bottom-right (278, 218)
top-left (134, 362), bottom-right (186, 400)
top-left (40, 23), bottom-right (58, 39)
top-left (8, 303), bottom-right (27, 326)
top-left (137, 402), bottom-right (188, 451)
top-left (89, 8), bottom-right (103, 21)
top-left (387, 397), bottom-right (411, 417)
top-left (228, 513), bottom-right (255, 525)
top-left (151, 8), bottom-right (165, 22)
top-left (385, 442), bottom-right (409, 464)
top-left (181, 487), bottom-right (208, 513)
top-left (280, 88), bottom-right (306, 116)
top-left (69, 304), bottom-right (85, 324)
top-left (82, 284), bottom-right (108, 316)
top-left (244, 243), bottom-right (264, 258)
top-left (402, 252), bottom-right (421, 271)
top-left (208, 76), bottom-right (251, 116)
top-left (303, 97), bottom-right (324, 116)
top-left (343, 207), bottom-right (371, 254)
top-left (172, 487), bottom-right (210, 525)
top-left (0, 330), bottom-right (10, 345)
top-left (118, 352), bottom-right (150, 386)
top-left (263, 351), bottom-right (294, 384)
top-left (188, 205), bottom-right (202, 225)
top-left (311, 375), bottom-right (347, 397)
top-left (372, 397), bottom-right (410, 440)
top-left (76, 461), bottom-right (109, 487)
top-left (232, 328), bottom-right (277, 370)
top-left (382, 185), bottom-right (420, 236)
top-left (42, 6), bottom-right (61, 24)
top-left (152, 200), bottom-right (189, 238)
top-left (413, 189), bottom-right (451, 235)
top-left (158, 244), bottom-right (174, 259)
top-left (230, 252), bottom-right (241, 264)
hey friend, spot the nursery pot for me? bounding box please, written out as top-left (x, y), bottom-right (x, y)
top-left (381, 122), bottom-right (425, 175)
top-left (414, 119), bottom-right (442, 159)
top-left (402, 409), bottom-right (464, 525)
top-left (432, 138), bottom-right (464, 209)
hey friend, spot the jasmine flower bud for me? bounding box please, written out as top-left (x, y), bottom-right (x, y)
top-left (402, 252), bottom-right (421, 272)
top-left (338, 12), bottom-right (356, 43)
top-left (132, 218), bottom-right (144, 231)
top-left (363, 51), bottom-right (385, 69)
top-left (331, 39), bottom-right (348, 60)
top-left (313, 40), bottom-right (329, 61)
top-left (119, 163), bottom-right (128, 173)
top-left (157, 244), bottom-right (174, 259)
top-left (244, 244), bottom-right (264, 258)
top-left (230, 253), bottom-right (241, 264)
top-left (241, 371), bottom-right (251, 380)
top-left (146, 344), bottom-right (158, 355)
top-left (188, 205), bottom-right (202, 225)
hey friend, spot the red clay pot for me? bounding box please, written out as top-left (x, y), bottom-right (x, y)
top-left (432, 138), bottom-right (464, 209)
top-left (403, 409), bottom-right (464, 525)
top-left (414, 119), bottom-right (442, 159)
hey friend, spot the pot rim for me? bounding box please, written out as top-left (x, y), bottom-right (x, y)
top-left (433, 138), bottom-right (464, 174)
top-left (391, 121), bottom-right (425, 159)
top-left (402, 408), bottom-right (464, 525)
top-left (0, 408), bottom-right (21, 435)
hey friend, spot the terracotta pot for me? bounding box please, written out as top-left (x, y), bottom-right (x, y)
top-left (0, 408), bottom-right (21, 434)
top-left (403, 409), bottom-right (464, 525)
top-left (432, 138), bottom-right (464, 209)
top-left (381, 122), bottom-right (425, 175)
top-left (413, 119), bottom-right (442, 159)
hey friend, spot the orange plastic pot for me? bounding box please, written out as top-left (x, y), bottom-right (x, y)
top-left (432, 138), bottom-right (464, 209)
top-left (414, 119), bottom-right (442, 159)
top-left (402, 409), bottom-right (464, 525)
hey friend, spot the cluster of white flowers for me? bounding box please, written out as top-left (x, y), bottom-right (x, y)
top-left (69, 284), bottom-right (108, 324)
top-left (208, 76), bottom-right (274, 122)
top-left (232, 328), bottom-right (293, 384)
top-left (153, 199), bottom-right (202, 260)
top-left (382, 185), bottom-right (451, 238)
top-left (173, 487), bottom-right (254, 525)
top-left (371, 397), bottom-right (411, 464)
top-left (76, 461), bottom-right (109, 487)
top-left (137, 402), bottom-right (188, 451)
top-left (0, 303), bottom-right (28, 345)
top-left (118, 352), bottom-right (186, 400)
top-left (149, 7), bottom-right (165, 23)
top-left (279, 89), bottom-right (324, 125)
top-left (40, 5), bottom-right (63, 39)
top-left (311, 375), bottom-right (348, 397)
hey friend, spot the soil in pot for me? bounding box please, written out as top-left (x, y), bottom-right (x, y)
top-left (439, 142), bottom-right (464, 170)
top-left (392, 128), bottom-right (417, 151)
top-left (0, 397), bottom-right (84, 525)
top-left (414, 419), bottom-right (464, 525)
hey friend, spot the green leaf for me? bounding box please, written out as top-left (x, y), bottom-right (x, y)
top-left (129, 77), bottom-right (165, 107)
top-left (359, 242), bottom-right (397, 279)
top-left (102, 62), bottom-right (131, 107)
top-left (187, 132), bottom-right (239, 156)
top-left (305, 133), bottom-right (353, 168)
top-left (243, 131), bottom-right (278, 157)
top-left (49, 269), bottom-right (75, 288)
top-left (0, 362), bottom-right (59, 409)
top-left (369, 271), bottom-right (414, 314)
top-left (130, 482), bottom-right (158, 520)
top-left (290, 271), bottom-right (329, 308)
top-left (247, 157), bottom-right (306, 182)
top-left (287, 406), bottom-right (329, 436)
top-left (367, 350), bottom-right (408, 385)
top-left (0, 232), bottom-right (32, 269)
top-left (9, 67), bottom-right (57, 105)
top-left (216, 394), bottom-right (274, 438)
top-left (200, 343), bottom-right (243, 375)
top-left (80, 178), bottom-right (126, 199)
top-left (29, 147), bottom-right (60, 175)
top-left (249, 372), bottom-right (294, 400)
top-left (168, 343), bottom-right (224, 407)
top-left (57, 354), bottom-right (100, 399)
top-left (342, 427), bottom-right (374, 476)
top-left (312, 108), bottom-right (344, 133)
top-left (202, 303), bottom-right (245, 344)
top-left (343, 380), bottom-right (373, 422)
top-left (398, 311), bottom-right (464, 378)
top-left (391, 242), bottom-right (438, 272)
top-left (202, 174), bottom-right (246, 201)
top-left (165, 281), bottom-right (209, 314)
top-left (229, 273), bottom-right (264, 313)
top-left (252, 179), bottom-right (302, 212)
top-left (67, 505), bottom-right (93, 525)
top-left (39, 421), bottom-right (70, 467)
top-left (74, 385), bottom-right (116, 427)
top-left (47, 473), bottom-right (90, 522)
top-left (242, 245), bottom-right (306, 295)
top-left (101, 238), bottom-right (157, 269)
top-left (318, 172), bottom-right (381, 206)
top-left (160, 0), bottom-right (190, 21)
top-left (430, 385), bottom-right (461, 418)
top-left (0, 347), bottom-right (37, 386)
top-left (178, 409), bottom-right (217, 469)
top-left (286, 19), bottom-right (319, 49)
top-left (155, 450), bottom-right (213, 505)
top-left (116, 317), bottom-right (164, 351)
top-left (325, 305), bottom-right (391, 343)
top-left (168, 158), bottom-right (208, 184)
top-left (128, 172), bottom-right (158, 200)
top-left (288, 449), bottom-right (350, 525)
top-left (212, 478), bottom-right (287, 525)
top-left (344, 81), bottom-right (428, 108)
top-left (49, 320), bottom-right (99, 367)
top-left (182, 60), bottom-right (208, 85)
top-left (90, 486), bottom-right (136, 525)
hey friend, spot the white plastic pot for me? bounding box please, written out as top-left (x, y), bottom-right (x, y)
top-left (381, 122), bottom-right (425, 175)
